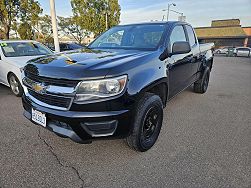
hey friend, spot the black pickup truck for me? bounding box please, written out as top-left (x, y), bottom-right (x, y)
top-left (22, 21), bottom-right (214, 152)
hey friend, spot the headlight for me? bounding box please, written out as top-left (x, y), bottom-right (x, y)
top-left (74, 75), bottom-right (127, 103)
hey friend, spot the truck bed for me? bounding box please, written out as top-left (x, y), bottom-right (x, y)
top-left (199, 43), bottom-right (214, 53)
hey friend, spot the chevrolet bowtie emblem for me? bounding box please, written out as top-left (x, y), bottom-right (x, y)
top-left (33, 83), bottom-right (49, 94)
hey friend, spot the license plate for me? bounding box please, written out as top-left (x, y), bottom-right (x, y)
top-left (32, 108), bottom-right (46, 127)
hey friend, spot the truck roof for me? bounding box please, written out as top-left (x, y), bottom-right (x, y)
top-left (118, 21), bottom-right (187, 27)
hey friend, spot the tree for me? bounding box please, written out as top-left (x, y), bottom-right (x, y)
top-left (12, 18), bottom-right (18, 38)
top-left (0, 0), bottom-right (20, 39)
top-left (17, 22), bottom-right (33, 39)
top-left (0, 0), bottom-right (42, 39)
top-left (58, 16), bottom-right (88, 44)
top-left (19, 0), bottom-right (42, 25)
top-left (107, 0), bottom-right (120, 28)
top-left (18, 0), bottom-right (42, 39)
top-left (36, 15), bottom-right (53, 44)
top-left (71, 0), bottom-right (120, 36)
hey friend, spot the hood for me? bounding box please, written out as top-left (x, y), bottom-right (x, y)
top-left (24, 48), bottom-right (155, 80)
top-left (6, 55), bottom-right (44, 68)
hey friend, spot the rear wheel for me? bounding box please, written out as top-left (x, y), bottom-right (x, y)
top-left (8, 73), bottom-right (23, 97)
top-left (126, 93), bottom-right (163, 152)
top-left (194, 70), bottom-right (210, 94)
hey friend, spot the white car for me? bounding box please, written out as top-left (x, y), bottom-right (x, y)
top-left (234, 47), bottom-right (251, 57)
top-left (215, 47), bottom-right (230, 54)
top-left (0, 40), bottom-right (53, 96)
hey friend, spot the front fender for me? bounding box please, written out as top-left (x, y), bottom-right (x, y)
top-left (128, 68), bottom-right (159, 94)
top-left (127, 60), bottom-right (167, 96)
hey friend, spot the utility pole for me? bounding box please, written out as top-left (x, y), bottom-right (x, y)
top-left (49, 0), bottom-right (60, 52)
top-left (106, 13), bottom-right (108, 30)
top-left (167, 4), bottom-right (170, 21)
top-left (105, 0), bottom-right (109, 30)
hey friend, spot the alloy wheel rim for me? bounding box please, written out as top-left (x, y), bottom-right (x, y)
top-left (142, 107), bottom-right (160, 140)
top-left (9, 76), bottom-right (19, 95)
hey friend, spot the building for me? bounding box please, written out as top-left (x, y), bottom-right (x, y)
top-left (242, 27), bottom-right (251, 47)
top-left (195, 19), bottom-right (250, 48)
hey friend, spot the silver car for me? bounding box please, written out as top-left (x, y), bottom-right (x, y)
top-left (215, 47), bottom-right (229, 54)
top-left (234, 47), bottom-right (251, 57)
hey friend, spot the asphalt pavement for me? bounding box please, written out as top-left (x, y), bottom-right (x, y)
top-left (0, 56), bottom-right (250, 188)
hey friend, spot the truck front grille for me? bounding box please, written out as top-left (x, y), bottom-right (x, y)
top-left (25, 72), bottom-right (79, 87)
top-left (28, 89), bottom-right (72, 109)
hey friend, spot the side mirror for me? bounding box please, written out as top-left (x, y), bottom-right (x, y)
top-left (159, 41), bottom-right (191, 61)
top-left (171, 41), bottom-right (191, 55)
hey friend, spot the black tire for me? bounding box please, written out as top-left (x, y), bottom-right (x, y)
top-left (126, 93), bottom-right (163, 152)
top-left (194, 69), bottom-right (210, 94)
top-left (8, 73), bottom-right (23, 97)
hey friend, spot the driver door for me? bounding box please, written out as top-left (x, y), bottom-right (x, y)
top-left (167, 25), bottom-right (193, 98)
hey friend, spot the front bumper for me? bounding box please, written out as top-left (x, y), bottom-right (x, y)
top-left (22, 96), bottom-right (132, 143)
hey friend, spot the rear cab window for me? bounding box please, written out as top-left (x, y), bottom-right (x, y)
top-left (185, 25), bottom-right (197, 47)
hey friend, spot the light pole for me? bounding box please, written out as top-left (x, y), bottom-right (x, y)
top-left (169, 9), bottom-right (185, 21)
top-left (162, 3), bottom-right (176, 21)
top-left (170, 9), bottom-right (183, 17)
top-left (105, 0), bottom-right (109, 30)
top-left (49, 0), bottom-right (60, 52)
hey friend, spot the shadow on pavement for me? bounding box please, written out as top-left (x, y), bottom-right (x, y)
top-left (0, 84), bottom-right (12, 96)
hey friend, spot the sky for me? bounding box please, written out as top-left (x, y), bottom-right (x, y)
top-left (39, 0), bottom-right (251, 27)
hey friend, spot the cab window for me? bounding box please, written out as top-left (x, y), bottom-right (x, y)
top-left (169, 25), bottom-right (187, 51)
top-left (185, 25), bottom-right (197, 47)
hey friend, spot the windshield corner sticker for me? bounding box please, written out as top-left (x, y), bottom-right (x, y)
top-left (2, 46), bottom-right (15, 53)
top-left (0, 43), bottom-right (7, 47)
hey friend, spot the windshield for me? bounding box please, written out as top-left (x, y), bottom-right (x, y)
top-left (89, 24), bottom-right (166, 50)
top-left (1, 42), bottom-right (53, 57)
top-left (69, 43), bottom-right (84, 49)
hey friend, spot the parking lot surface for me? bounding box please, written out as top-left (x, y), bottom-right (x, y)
top-left (0, 56), bottom-right (250, 188)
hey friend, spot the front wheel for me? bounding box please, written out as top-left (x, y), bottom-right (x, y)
top-left (126, 93), bottom-right (163, 152)
top-left (8, 74), bottom-right (23, 97)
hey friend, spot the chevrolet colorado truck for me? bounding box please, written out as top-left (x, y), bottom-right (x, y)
top-left (22, 22), bottom-right (214, 152)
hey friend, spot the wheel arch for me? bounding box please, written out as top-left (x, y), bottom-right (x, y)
top-left (6, 71), bottom-right (23, 96)
top-left (7, 71), bottom-right (16, 82)
top-left (201, 66), bottom-right (211, 81)
top-left (207, 58), bottom-right (213, 71)
top-left (139, 78), bottom-right (169, 108)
